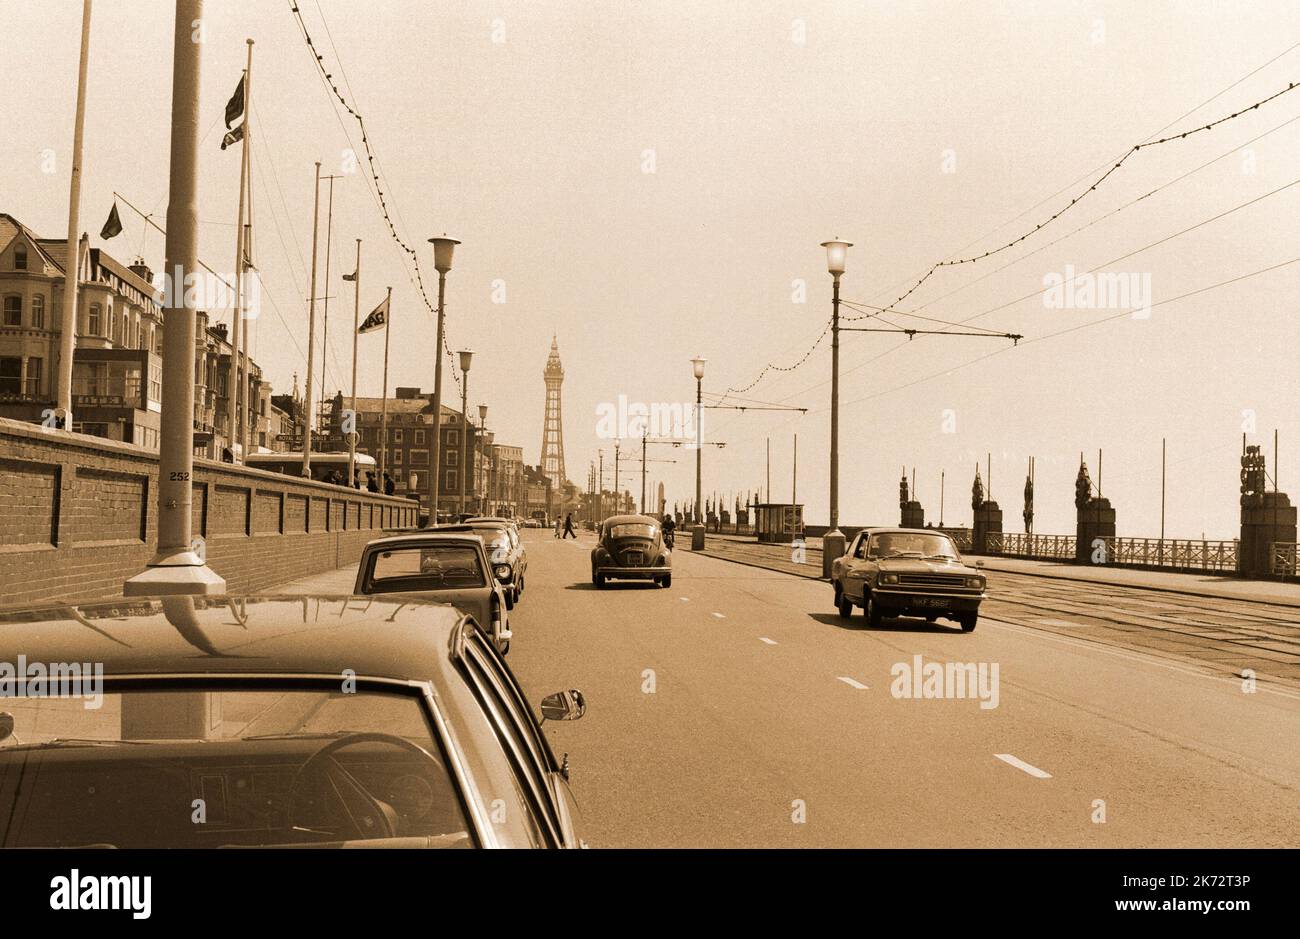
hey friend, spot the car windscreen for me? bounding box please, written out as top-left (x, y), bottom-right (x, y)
top-left (608, 523), bottom-right (657, 540)
top-left (868, 532), bottom-right (959, 559)
top-left (367, 544), bottom-right (487, 591)
top-left (0, 686), bottom-right (471, 848)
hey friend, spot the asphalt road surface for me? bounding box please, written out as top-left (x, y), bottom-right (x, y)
top-left (280, 529), bottom-right (1300, 848)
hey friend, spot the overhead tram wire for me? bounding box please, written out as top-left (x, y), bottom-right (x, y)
top-left (721, 63), bottom-right (1300, 400)
top-left (859, 39), bottom-right (1300, 310)
top-left (713, 178), bottom-right (1300, 445)
top-left (286, 0), bottom-right (463, 396)
top-left (845, 109), bottom-right (1300, 324)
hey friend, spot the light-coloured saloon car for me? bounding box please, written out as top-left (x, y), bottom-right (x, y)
top-left (355, 532), bottom-right (514, 654)
top-left (0, 596), bottom-right (586, 848)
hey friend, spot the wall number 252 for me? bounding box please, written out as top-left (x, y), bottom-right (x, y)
top-left (169, 471), bottom-right (190, 481)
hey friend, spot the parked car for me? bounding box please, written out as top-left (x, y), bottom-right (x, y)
top-left (460, 518), bottom-right (528, 603)
top-left (523, 518), bottom-right (542, 529)
top-left (0, 595), bottom-right (586, 848)
top-left (830, 528), bottom-right (986, 631)
top-left (355, 531), bottom-right (514, 654)
top-left (591, 514), bottom-right (672, 588)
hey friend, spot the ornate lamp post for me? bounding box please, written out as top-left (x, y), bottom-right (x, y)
top-left (690, 355), bottom-right (707, 549)
top-left (820, 239), bottom-right (851, 576)
top-left (425, 236), bottom-right (459, 525)
top-left (477, 402), bottom-right (489, 514)
top-left (457, 348), bottom-right (474, 518)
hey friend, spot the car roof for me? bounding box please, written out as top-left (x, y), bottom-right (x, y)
top-left (465, 517), bottom-right (515, 526)
top-left (602, 514), bottom-right (659, 526)
top-left (860, 527), bottom-right (953, 535)
top-left (370, 530), bottom-right (485, 545)
top-left (0, 595), bottom-right (467, 682)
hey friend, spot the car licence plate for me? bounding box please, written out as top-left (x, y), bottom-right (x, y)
top-left (913, 596), bottom-right (947, 607)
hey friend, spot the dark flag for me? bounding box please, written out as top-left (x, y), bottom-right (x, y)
top-left (225, 75), bottom-right (245, 128)
top-left (220, 123), bottom-right (245, 151)
top-left (99, 201), bottom-right (123, 240)
top-left (358, 295), bottom-right (389, 333)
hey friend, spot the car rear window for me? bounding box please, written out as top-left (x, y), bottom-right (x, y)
top-left (367, 544), bottom-right (487, 591)
top-left (608, 523), bottom-right (657, 540)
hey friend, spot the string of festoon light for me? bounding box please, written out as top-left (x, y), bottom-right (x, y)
top-left (724, 77), bottom-right (1300, 395)
top-left (288, 1), bottom-right (462, 395)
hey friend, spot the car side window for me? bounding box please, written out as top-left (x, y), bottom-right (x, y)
top-left (854, 537), bottom-right (867, 559)
top-left (463, 635), bottom-right (563, 843)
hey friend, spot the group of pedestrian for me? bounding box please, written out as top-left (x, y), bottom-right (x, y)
top-left (323, 467), bottom-right (394, 495)
top-left (554, 513), bottom-right (576, 539)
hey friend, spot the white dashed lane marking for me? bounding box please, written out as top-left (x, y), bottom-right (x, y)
top-left (712, 612), bottom-right (726, 619)
top-left (994, 754), bottom-right (1052, 779)
top-left (759, 637), bottom-right (777, 645)
top-left (836, 676), bottom-right (869, 690)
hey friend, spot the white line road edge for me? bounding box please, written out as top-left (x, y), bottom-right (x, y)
top-left (995, 753), bottom-right (1052, 778)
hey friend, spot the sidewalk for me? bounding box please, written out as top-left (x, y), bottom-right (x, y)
top-left (695, 533), bottom-right (1300, 608)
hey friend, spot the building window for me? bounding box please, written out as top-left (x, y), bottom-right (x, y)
top-left (393, 449), bottom-right (403, 465)
top-left (393, 428), bottom-right (403, 443)
top-left (3, 296), bottom-right (20, 326)
top-left (13, 245), bottom-right (27, 270)
top-left (414, 429), bottom-right (425, 445)
top-left (446, 450), bottom-right (459, 467)
top-left (88, 303), bottom-right (101, 336)
top-left (409, 449), bottom-right (428, 466)
top-left (447, 430), bottom-right (460, 446)
top-left (30, 295), bottom-right (44, 329)
top-left (0, 357), bottom-right (20, 394)
top-left (26, 358), bottom-right (41, 396)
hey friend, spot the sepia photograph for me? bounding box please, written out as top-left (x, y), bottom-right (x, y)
top-left (0, 0), bottom-right (1296, 921)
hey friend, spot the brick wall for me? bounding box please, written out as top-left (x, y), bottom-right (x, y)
top-left (0, 418), bottom-right (419, 609)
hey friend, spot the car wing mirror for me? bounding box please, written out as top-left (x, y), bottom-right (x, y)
top-left (974, 559), bottom-right (985, 568)
top-left (540, 689), bottom-right (586, 723)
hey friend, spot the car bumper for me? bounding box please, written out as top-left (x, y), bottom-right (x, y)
top-left (595, 566), bottom-right (668, 579)
top-left (872, 588), bottom-right (984, 614)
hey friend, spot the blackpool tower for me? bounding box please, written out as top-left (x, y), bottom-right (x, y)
top-left (539, 336), bottom-right (567, 490)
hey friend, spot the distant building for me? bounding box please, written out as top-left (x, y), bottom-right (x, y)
top-left (487, 443), bottom-right (524, 517)
top-left (523, 464), bottom-right (553, 523)
top-left (0, 213), bottom-right (268, 457)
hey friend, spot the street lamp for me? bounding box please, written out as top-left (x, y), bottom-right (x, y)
top-left (690, 355), bottom-right (706, 547)
top-left (819, 238), bottom-right (852, 576)
top-left (478, 402), bottom-right (489, 514)
top-left (457, 348), bottom-right (474, 518)
top-left (425, 235), bottom-right (459, 526)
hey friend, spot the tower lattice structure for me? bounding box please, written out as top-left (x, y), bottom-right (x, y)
top-left (540, 336), bottom-right (567, 491)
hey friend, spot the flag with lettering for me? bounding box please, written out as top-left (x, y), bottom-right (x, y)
top-left (358, 295), bottom-right (388, 333)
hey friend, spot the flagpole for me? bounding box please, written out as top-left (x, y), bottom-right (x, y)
top-left (239, 40), bottom-right (254, 461)
top-left (301, 161), bottom-right (320, 477)
top-left (226, 38), bottom-right (251, 460)
top-left (347, 238), bottom-right (360, 487)
top-left (57, 0), bottom-right (93, 431)
top-left (319, 174), bottom-right (341, 449)
top-left (379, 287), bottom-right (392, 487)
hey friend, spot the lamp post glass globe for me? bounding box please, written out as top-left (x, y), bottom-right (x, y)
top-left (690, 356), bottom-right (707, 381)
top-left (478, 403), bottom-right (488, 423)
top-left (429, 235), bottom-right (460, 273)
top-left (820, 239), bottom-right (852, 276)
top-left (458, 349), bottom-right (474, 373)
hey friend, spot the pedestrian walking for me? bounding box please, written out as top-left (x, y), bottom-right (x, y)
top-left (554, 516), bottom-right (562, 538)
top-left (383, 472), bottom-right (395, 495)
top-left (563, 512), bottom-right (576, 539)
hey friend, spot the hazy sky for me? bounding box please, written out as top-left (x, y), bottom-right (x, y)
top-left (4, 0), bottom-right (1298, 537)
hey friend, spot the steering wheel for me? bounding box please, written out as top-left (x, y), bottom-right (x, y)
top-left (287, 732), bottom-right (445, 841)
